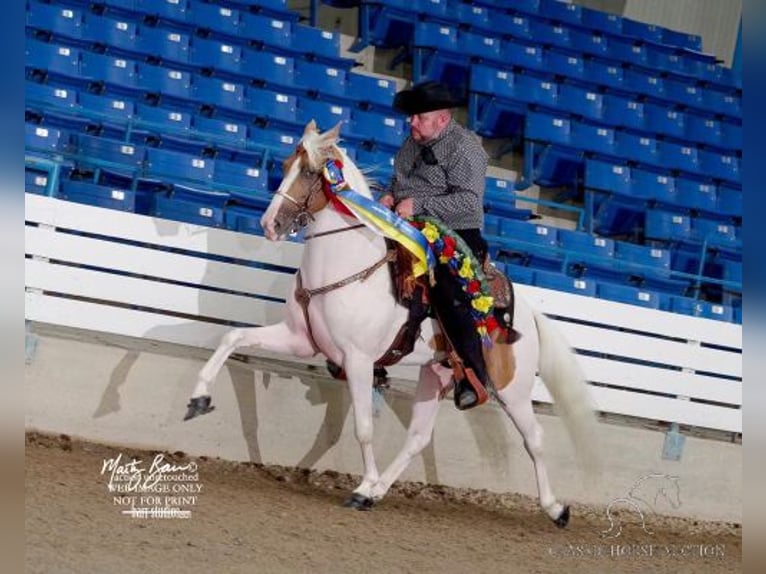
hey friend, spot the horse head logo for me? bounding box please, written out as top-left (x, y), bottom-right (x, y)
top-left (601, 473), bottom-right (682, 539)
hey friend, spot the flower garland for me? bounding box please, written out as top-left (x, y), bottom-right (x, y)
top-left (411, 217), bottom-right (498, 346)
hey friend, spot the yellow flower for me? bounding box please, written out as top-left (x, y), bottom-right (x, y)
top-left (422, 222), bottom-right (440, 243)
top-left (439, 255), bottom-right (451, 264)
top-left (471, 295), bottom-right (494, 314)
top-left (458, 257), bottom-right (474, 279)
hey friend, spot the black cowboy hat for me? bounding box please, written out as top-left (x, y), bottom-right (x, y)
top-left (393, 81), bottom-right (466, 115)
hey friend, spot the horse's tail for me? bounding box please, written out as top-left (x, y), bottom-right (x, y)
top-left (533, 309), bottom-right (601, 476)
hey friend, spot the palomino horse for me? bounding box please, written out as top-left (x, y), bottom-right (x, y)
top-left (186, 121), bottom-right (598, 526)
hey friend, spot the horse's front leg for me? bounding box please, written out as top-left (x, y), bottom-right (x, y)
top-left (340, 350), bottom-right (379, 510)
top-left (370, 362), bottom-right (444, 502)
top-left (184, 321), bottom-right (315, 421)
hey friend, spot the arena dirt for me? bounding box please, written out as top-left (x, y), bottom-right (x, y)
top-left (26, 432), bottom-right (740, 574)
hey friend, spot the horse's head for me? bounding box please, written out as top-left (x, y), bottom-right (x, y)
top-left (261, 120), bottom-right (342, 241)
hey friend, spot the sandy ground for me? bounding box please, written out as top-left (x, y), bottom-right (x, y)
top-left (26, 432), bottom-right (740, 574)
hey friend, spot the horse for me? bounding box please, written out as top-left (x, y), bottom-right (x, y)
top-left (601, 473), bottom-right (682, 538)
top-left (185, 120), bottom-right (599, 526)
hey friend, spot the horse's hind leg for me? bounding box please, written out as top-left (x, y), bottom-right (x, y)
top-left (185, 321), bottom-right (315, 420)
top-left (500, 392), bottom-right (569, 527)
top-left (369, 363), bottom-right (443, 502)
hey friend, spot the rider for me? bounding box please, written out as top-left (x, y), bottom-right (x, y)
top-left (380, 81), bottom-right (492, 411)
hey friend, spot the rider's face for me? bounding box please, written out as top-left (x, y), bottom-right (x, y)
top-left (409, 110), bottom-right (450, 143)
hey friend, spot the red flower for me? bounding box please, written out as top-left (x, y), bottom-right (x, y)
top-left (466, 279), bottom-right (481, 294)
top-left (443, 235), bottom-right (457, 250)
top-left (486, 315), bottom-right (499, 332)
top-left (442, 242), bottom-right (455, 258)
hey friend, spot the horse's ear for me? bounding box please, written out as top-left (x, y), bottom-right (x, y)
top-left (303, 120), bottom-right (318, 137)
top-left (324, 121), bottom-right (342, 143)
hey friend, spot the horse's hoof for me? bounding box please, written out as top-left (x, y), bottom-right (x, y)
top-left (343, 493), bottom-right (374, 511)
top-left (553, 505), bottom-right (570, 528)
top-left (183, 396), bottom-right (215, 421)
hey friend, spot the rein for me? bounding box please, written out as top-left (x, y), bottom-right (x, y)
top-left (304, 223), bottom-right (366, 241)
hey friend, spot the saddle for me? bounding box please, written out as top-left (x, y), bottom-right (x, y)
top-left (325, 241), bottom-right (520, 386)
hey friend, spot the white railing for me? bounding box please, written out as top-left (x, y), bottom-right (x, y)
top-left (25, 194), bottom-right (742, 433)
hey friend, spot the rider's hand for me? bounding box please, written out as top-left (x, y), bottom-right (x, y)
top-left (380, 194), bottom-right (395, 209)
top-left (395, 198), bottom-right (415, 218)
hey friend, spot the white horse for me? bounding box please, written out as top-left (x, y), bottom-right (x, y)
top-left (186, 121), bottom-right (598, 526)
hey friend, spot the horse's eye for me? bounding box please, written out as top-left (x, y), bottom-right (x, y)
top-left (302, 169), bottom-right (314, 178)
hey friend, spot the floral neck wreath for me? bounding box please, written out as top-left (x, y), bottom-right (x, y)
top-left (411, 217), bottom-right (499, 346)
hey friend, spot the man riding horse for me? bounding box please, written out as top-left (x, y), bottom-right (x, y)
top-left (380, 81), bottom-right (503, 411)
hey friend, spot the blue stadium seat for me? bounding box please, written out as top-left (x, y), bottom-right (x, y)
top-left (297, 99), bottom-right (351, 133)
top-left (154, 183), bottom-right (229, 228)
top-left (291, 24), bottom-right (347, 65)
top-left (502, 39), bottom-right (545, 72)
top-left (25, 123), bottom-right (68, 154)
top-left (224, 204), bottom-right (264, 235)
top-left (456, 2), bottom-right (490, 30)
top-left (190, 37), bottom-right (242, 74)
top-left (675, 176), bottom-right (718, 214)
top-left (239, 12), bottom-right (292, 50)
top-left (569, 29), bottom-right (610, 57)
top-left (615, 131), bottom-right (660, 167)
top-left (79, 92), bottom-right (136, 128)
top-left (571, 121), bottom-right (616, 156)
top-left (294, 60), bottom-right (349, 99)
top-left (622, 69), bottom-right (665, 100)
top-left (545, 49), bottom-right (585, 81)
top-left (240, 48), bottom-right (295, 89)
top-left (25, 81), bottom-right (78, 114)
top-left (659, 140), bottom-right (700, 174)
top-left (615, 241), bottom-right (671, 274)
top-left (602, 94), bottom-right (646, 131)
top-left (535, 269), bottom-right (596, 296)
top-left (525, 112), bottom-right (572, 146)
top-left (501, 262), bottom-right (535, 286)
top-left (597, 281), bottom-right (661, 309)
top-left (622, 17), bottom-right (663, 44)
top-left (581, 8), bottom-right (622, 34)
top-left (664, 78), bottom-right (704, 109)
top-left (558, 228), bottom-right (615, 258)
top-left (193, 115), bottom-right (248, 147)
top-left (610, 38), bottom-right (649, 67)
top-left (138, 26), bottom-right (191, 65)
top-left (80, 51), bottom-right (140, 93)
top-left (686, 115), bottom-right (723, 148)
top-left (346, 72), bottom-right (397, 110)
top-left (214, 159), bottom-right (269, 195)
top-left (584, 58), bottom-right (623, 89)
top-left (702, 88), bottom-right (741, 118)
top-left (413, 22), bottom-right (465, 89)
top-left (468, 65), bottom-right (524, 137)
top-left (349, 109), bottom-right (405, 150)
top-left (59, 178), bottom-right (137, 212)
top-left (246, 87), bottom-right (297, 126)
top-left (495, 12), bottom-right (533, 40)
top-left (584, 159), bottom-right (631, 195)
top-left (631, 167), bottom-right (677, 203)
top-left (495, 219), bottom-right (562, 270)
top-left (690, 217), bottom-right (738, 247)
top-left (27, 1), bottom-right (84, 40)
top-left (139, 64), bottom-right (193, 101)
top-left (662, 28), bottom-right (702, 52)
top-left (644, 210), bottom-right (692, 243)
top-left (557, 83), bottom-right (603, 121)
top-left (191, 75), bottom-right (246, 115)
top-left (670, 296), bottom-right (733, 322)
top-left (146, 147), bottom-right (214, 184)
top-left (515, 74), bottom-right (558, 109)
top-left (460, 31), bottom-right (502, 63)
top-left (137, 102), bottom-right (191, 127)
top-left (138, 0), bottom-right (190, 24)
top-left (72, 133), bottom-right (146, 176)
top-left (188, 0), bottom-right (241, 36)
top-left (26, 39), bottom-right (82, 82)
top-left (541, 0), bottom-right (583, 24)
top-left (529, 20), bottom-right (572, 50)
top-left (698, 148), bottom-right (740, 184)
top-left (644, 103), bottom-right (686, 140)
top-left (82, 14), bottom-right (139, 54)
top-left (355, 146), bottom-right (395, 181)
